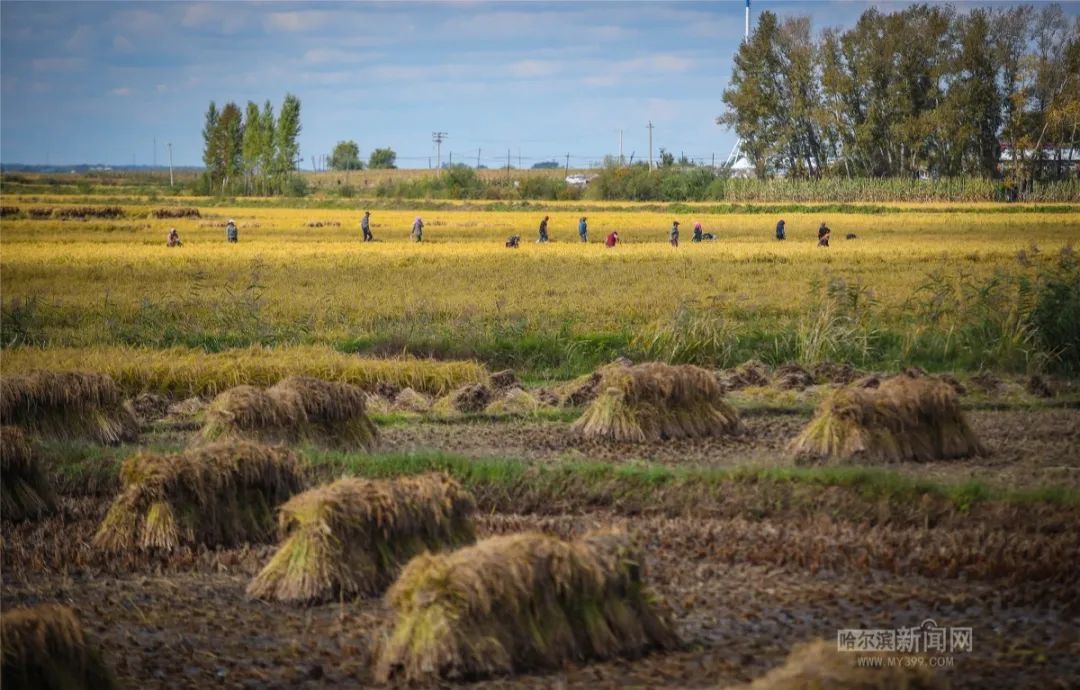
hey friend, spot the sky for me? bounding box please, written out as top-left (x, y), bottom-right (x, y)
top-left (2, 1), bottom-right (1076, 169)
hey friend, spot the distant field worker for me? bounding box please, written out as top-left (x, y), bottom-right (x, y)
top-left (578, 216), bottom-right (588, 242)
top-left (670, 220), bottom-right (680, 248)
top-left (692, 222), bottom-right (703, 242)
top-left (605, 231), bottom-right (619, 248)
top-left (817, 222), bottom-right (831, 247)
top-left (225, 219), bottom-right (238, 243)
top-left (361, 211), bottom-right (373, 241)
top-left (538, 215), bottom-right (550, 243)
top-left (411, 216), bottom-right (424, 242)
top-left (167, 228), bottom-right (182, 247)
top-left (776, 219), bottom-right (786, 240)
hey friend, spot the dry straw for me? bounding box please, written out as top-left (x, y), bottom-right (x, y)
top-left (724, 638), bottom-right (944, 690)
top-left (789, 373), bottom-right (986, 463)
top-left (248, 473), bottom-right (476, 604)
top-left (1, 425), bottom-right (57, 521)
top-left (376, 530), bottom-right (677, 683)
top-left (1, 604), bottom-right (118, 690)
top-left (202, 376), bottom-right (378, 449)
top-left (0, 370), bottom-right (138, 444)
top-left (572, 362), bottom-right (743, 442)
top-left (93, 440), bottom-right (302, 551)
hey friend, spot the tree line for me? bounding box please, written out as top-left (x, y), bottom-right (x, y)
top-left (328, 141), bottom-right (398, 170)
top-left (201, 94), bottom-right (302, 195)
top-left (720, 3), bottom-right (1080, 182)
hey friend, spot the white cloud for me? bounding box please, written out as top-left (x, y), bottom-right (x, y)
top-left (65, 26), bottom-right (95, 53)
top-left (508, 60), bottom-right (561, 78)
top-left (113, 9), bottom-right (167, 35)
top-left (265, 11), bottom-right (334, 33)
top-left (113, 35), bottom-right (135, 53)
top-left (181, 3), bottom-right (248, 34)
top-left (303, 48), bottom-right (371, 65)
top-left (109, 87), bottom-right (132, 97)
top-left (32, 57), bottom-right (83, 72)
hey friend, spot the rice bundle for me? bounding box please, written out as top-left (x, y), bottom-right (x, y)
top-left (202, 376), bottom-right (378, 449)
top-left (1, 604), bottom-right (118, 690)
top-left (724, 639), bottom-right (944, 690)
top-left (572, 362), bottom-right (743, 442)
top-left (93, 440), bottom-right (302, 551)
top-left (483, 387), bottom-right (547, 415)
top-left (789, 373), bottom-right (986, 463)
top-left (1, 426), bottom-right (57, 521)
top-left (0, 371), bottom-right (138, 444)
top-left (376, 530), bottom-right (677, 682)
top-left (248, 473), bottom-right (476, 604)
top-left (393, 387), bottom-right (432, 413)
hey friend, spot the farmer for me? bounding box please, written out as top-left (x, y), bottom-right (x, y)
top-left (538, 215), bottom-right (550, 243)
top-left (605, 231), bottom-right (619, 248)
top-left (692, 222), bottom-right (703, 243)
top-left (578, 216), bottom-right (588, 242)
top-left (361, 211), bottom-right (373, 241)
top-left (776, 219), bottom-right (786, 240)
top-left (506, 235), bottom-right (521, 248)
top-left (817, 222), bottom-right (831, 247)
top-left (670, 220), bottom-right (680, 248)
top-left (411, 216), bottom-right (424, 242)
top-left (167, 228), bottom-right (182, 247)
top-left (225, 219), bottom-right (238, 243)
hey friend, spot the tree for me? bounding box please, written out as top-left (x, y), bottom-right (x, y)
top-left (275, 93), bottom-right (302, 177)
top-left (259, 100), bottom-right (276, 192)
top-left (216, 102), bottom-right (244, 194)
top-left (201, 102), bottom-right (220, 189)
top-left (368, 147), bottom-right (397, 169)
top-left (330, 140), bottom-right (363, 170)
top-left (241, 101), bottom-right (264, 193)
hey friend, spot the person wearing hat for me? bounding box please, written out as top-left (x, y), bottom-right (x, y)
top-left (605, 230), bottom-right (619, 248)
top-left (817, 221), bottom-right (831, 247)
top-left (167, 228), bottom-right (182, 247)
top-left (361, 211), bottom-right (373, 241)
top-left (225, 219), bottom-right (238, 243)
top-left (670, 220), bottom-right (680, 248)
top-left (411, 216), bottom-right (424, 242)
top-left (578, 216), bottom-right (588, 243)
top-left (538, 215), bottom-right (550, 243)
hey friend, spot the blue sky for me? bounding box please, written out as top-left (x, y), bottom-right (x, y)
top-left (2, 1), bottom-right (1074, 168)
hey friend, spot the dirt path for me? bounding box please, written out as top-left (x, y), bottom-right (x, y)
top-left (4, 506), bottom-right (1077, 689)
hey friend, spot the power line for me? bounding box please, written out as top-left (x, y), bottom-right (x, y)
top-left (432, 131), bottom-right (447, 175)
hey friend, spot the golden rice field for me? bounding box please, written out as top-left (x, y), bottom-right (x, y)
top-left (3, 199), bottom-right (1077, 359)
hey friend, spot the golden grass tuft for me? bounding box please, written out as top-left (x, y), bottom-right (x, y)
top-left (789, 373), bottom-right (987, 464)
top-left (247, 473), bottom-right (476, 604)
top-left (1, 604), bottom-right (118, 690)
top-left (202, 376), bottom-right (378, 449)
top-left (572, 362), bottom-right (743, 442)
top-left (1, 425), bottom-right (57, 521)
top-left (724, 638), bottom-right (946, 690)
top-left (393, 387), bottom-right (432, 413)
top-left (0, 370), bottom-right (138, 444)
top-left (375, 529), bottom-right (677, 683)
top-left (483, 387), bottom-right (548, 416)
top-left (93, 440), bottom-right (302, 551)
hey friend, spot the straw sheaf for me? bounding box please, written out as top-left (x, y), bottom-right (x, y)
top-left (789, 374), bottom-right (987, 463)
top-left (202, 377), bottom-right (378, 449)
top-left (1, 425), bottom-right (57, 521)
top-left (0, 370), bottom-right (137, 444)
top-left (376, 529), bottom-right (677, 682)
top-left (573, 362), bottom-right (743, 442)
top-left (724, 638), bottom-right (946, 690)
top-left (93, 440), bottom-right (303, 551)
top-left (1, 604), bottom-right (119, 690)
top-left (247, 473), bottom-right (476, 604)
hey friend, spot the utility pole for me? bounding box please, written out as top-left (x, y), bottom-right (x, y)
top-left (565, 153), bottom-right (570, 176)
top-left (432, 132), bottom-right (447, 174)
top-left (477, 148), bottom-right (481, 168)
top-left (507, 149), bottom-right (511, 180)
top-left (518, 150), bottom-right (521, 168)
top-left (449, 151), bottom-right (453, 167)
top-left (167, 142), bottom-right (173, 187)
top-left (153, 137), bottom-right (157, 173)
top-left (646, 121), bottom-right (655, 171)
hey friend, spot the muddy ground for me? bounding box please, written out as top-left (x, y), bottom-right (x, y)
top-left (3, 404), bottom-right (1078, 689)
top-left (3, 494), bottom-right (1078, 690)
top-left (379, 408), bottom-right (1080, 489)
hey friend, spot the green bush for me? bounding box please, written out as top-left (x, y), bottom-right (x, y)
top-left (1031, 252), bottom-right (1080, 373)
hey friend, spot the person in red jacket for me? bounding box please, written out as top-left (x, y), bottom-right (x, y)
top-left (605, 231), bottom-right (619, 248)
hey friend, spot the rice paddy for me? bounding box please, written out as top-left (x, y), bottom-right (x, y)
top-left (1, 188), bottom-right (1078, 689)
